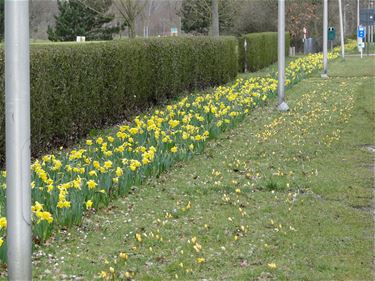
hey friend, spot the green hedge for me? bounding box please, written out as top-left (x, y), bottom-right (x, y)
top-left (238, 32), bottom-right (290, 72)
top-left (0, 37), bottom-right (238, 166)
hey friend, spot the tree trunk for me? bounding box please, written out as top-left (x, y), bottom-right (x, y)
top-left (211, 0), bottom-right (219, 37)
top-left (128, 21), bottom-right (136, 38)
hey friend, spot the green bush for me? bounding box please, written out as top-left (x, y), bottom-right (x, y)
top-left (0, 37), bottom-right (238, 166)
top-left (238, 32), bottom-right (290, 72)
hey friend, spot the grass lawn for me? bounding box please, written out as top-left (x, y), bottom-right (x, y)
top-left (26, 57), bottom-right (375, 281)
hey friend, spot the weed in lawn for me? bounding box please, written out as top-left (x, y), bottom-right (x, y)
top-left (264, 178), bottom-right (285, 192)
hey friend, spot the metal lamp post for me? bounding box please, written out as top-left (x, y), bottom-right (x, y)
top-left (322, 0), bottom-right (329, 78)
top-left (338, 0), bottom-right (345, 58)
top-left (277, 0), bottom-right (289, 111)
top-left (5, 0), bottom-right (32, 280)
top-left (358, 0), bottom-right (360, 28)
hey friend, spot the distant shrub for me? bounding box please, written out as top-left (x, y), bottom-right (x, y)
top-left (238, 32), bottom-right (290, 72)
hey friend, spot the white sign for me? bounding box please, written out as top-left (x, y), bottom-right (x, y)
top-left (357, 42), bottom-right (365, 48)
top-left (76, 36), bottom-right (86, 42)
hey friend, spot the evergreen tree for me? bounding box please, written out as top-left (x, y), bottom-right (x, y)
top-left (180, 0), bottom-right (210, 35)
top-left (180, 0), bottom-right (237, 35)
top-left (48, 0), bottom-right (118, 41)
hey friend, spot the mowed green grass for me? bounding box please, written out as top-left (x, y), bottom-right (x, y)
top-left (26, 57), bottom-right (374, 281)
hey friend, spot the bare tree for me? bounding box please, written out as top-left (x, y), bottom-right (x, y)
top-left (143, 0), bottom-right (162, 37)
top-left (114, 0), bottom-right (147, 38)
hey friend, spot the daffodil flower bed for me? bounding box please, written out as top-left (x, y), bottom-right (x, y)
top-left (0, 42), bottom-right (352, 262)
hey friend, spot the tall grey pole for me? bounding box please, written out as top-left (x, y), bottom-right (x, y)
top-left (277, 0), bottom-right (288, 111)
top-left (322, 0), bottom-right (329, 78)
top-left (357, 0), bottom-right (361, 52)
top-left (357, 0), bottom-right (360, 28)
top-left (338, 0), bottom-right (345, 58)
top-left (5, 0), bottom-right (32, 280)
top-left (211, 0), bottom-right (219, 37)
top-left (343, 1), bottom-right (346, 37)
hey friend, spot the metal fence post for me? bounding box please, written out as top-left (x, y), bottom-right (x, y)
top-left (244, 39), bottom-right (248, 72)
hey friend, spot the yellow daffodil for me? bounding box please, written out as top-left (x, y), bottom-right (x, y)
top-left (99, 271), bottom-right (108, 279)
top-left (103, 160), bottom-right (112, 169)
top-left (116, 167), bottom-right (123, 177)
top-left (129, 160), bottom-right (141, 171)
top-left (196, 257), bottom-right (205, 263)
top-left (35, 211), bottom-right (53, 224)
top-left (119, 252), bottom-right (128, 260)
top-left (87, 180), bottom-right (97, 189)
top-left (268, 262), bottom-right (277, 269)
top-left (0, 217), bottom-right (7, 229)
top-left (85, 200), bottom-right (93, 209)
top-left (135, 233), bottom-right (142, 242)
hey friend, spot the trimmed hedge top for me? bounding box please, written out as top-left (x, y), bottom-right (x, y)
top-left (0, 37), bottom-right (238, 166)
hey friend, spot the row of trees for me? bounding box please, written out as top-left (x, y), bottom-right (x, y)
top-left (181, 0), bottom-right (362, 49)
top-left (0, 0), bottom-right (366, 45)
top-left (47, 0), bottom-right (220, 41)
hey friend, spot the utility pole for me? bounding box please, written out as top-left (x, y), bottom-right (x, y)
top-left (371, 0), bottom-right (375, 43)
top-left (322, 0), bottom-right (329, 78)
top-left (5, 0), bottom-right (32, 280)
top-left (211, 0), bottom-right (219, 37)
top-left (357, 0), bottom-right (361, 52)
top-left (343, 0), bottom-right (346, 37)
top-left (339, 0), bottom-right (345, 58)
top-left (277, 0), bottom-right (289, 111)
